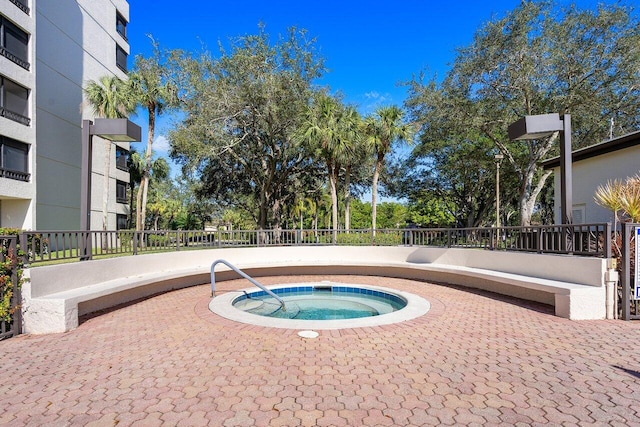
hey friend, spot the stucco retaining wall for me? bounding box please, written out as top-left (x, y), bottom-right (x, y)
top-left (22, 246), bottom-right (608, 334)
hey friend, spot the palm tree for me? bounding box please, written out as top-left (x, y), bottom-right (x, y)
top-left (128, 151), bottom-right (170, 230)
top-left (298, 93), bottom-right (358, 241)
top-left (364, 106), bottom-right (412, 232)
top-left (143, 159), bottom-right (172, 230)
top-left (128, 150), bottom-right (144, 228)
top-left (128, 43), bottom-right (177, 230)
top-left (339, 106), bottom-right (363, 231)
top-left (84, 75), bottom-right (135, 231)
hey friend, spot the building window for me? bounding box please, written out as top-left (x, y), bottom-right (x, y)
top-left (572, 205), bottom-right (586, 225)
top-left (0, 16), bottom-right (30, 70)
top-left (116, 44), bottom-right (127, 72)
top-left (0, 76), bottom-right (30, 125)
top-left (116, 12), bottom-right (127, 40)
top-left (115, 147), bottom-right (129, 171)
top-left (0, 135), bottom-right (29, 182)
top-left (116, 180), bottom-right (127, 204)
top-left (116, 214), bottom-right (128, 230)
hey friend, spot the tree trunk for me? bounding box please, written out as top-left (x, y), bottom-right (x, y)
top-left (138, 106), bottom-right (155, 231)
top-left (519, 169), bottom-right (553, 226)
top-left (344, 164), bottom-right (351, 232)
top-left (313, 212), bottom-right (318, 238)
top-left (140, 174), bottom-right (150, 230)
top-left (371, 158), bottom-right (383, 233)
top-left (258, 191), bottom-right (268, 230)
top-left (329, 164), bottom-right (338, 243)
top-left (135, 177), bottom-right (146, 230)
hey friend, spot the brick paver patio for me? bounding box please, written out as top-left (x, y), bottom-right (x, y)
top-left (2, 275), bottom-right (639, 426)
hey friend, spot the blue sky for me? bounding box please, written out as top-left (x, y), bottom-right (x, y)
top-left (125, 0), bottom-right (611, 166)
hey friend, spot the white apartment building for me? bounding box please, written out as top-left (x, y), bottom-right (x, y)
top-left (0, 0), bottom-right (132, 231)
top-left (0, 0), bottom-right (35, 229)
top-left (542, 130), bottom-right (640, 225)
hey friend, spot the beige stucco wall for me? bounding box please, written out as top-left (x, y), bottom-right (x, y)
top-left (23, 246), bottom-right (608, 333)
top-left (551, 146), bottom-right (640, 224)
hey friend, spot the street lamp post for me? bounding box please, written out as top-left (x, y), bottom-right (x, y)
top-left (81, 118), bottom-right (141, 260)
top-left (508, 113), bottom-right (573, 225)
top-left (495, 154), bottom-right (504, 228)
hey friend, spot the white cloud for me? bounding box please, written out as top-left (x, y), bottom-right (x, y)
top-left (153, 134), bottom-right (171, 154)
top-left (360, 91), bottom-right (393, 115)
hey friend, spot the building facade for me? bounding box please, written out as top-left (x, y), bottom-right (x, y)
top-left (542, 131), bottom-right (640, 225)
top-left (0, 0), bottom-right (35, 229)
top-left (0, 0), bottom-right (132, 231)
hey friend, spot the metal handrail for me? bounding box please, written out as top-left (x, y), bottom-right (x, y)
top-left (210, 259), bottom-right (285, 310)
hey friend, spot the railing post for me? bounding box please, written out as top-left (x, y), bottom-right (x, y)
top-left (447, 229), bottom-right (451, 248)
top-left (604, 222), bottom-right (612, 259)
top-left (79, 231), bottom-right (91, 261)
top-left (18, 232), bottom-right (29, 265)
top-left (490, 228), bottom-right (495, 250)
top-left (133, 232), bottom-right (138, 255)
top-left (537, 226), bottom-right (543, 254)
top-left (176, 231), bottom-right (180, 251)
top-left (10, 236), bottom-right (21, 336)
top-left (621, 224), bottom-right (631, 321)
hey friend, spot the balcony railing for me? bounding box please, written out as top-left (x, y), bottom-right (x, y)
top-left (0, 106), bottom-right (30, 126)
top-left (0, 47), bottom-right (30, 71)
top-left (18, 223), bottom-right (611, 265)
top-left (0, 168), bottom-right (29, 182)
top-left (9, 0), bottom-right (30, 14)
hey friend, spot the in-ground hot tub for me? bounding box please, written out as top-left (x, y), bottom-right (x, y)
top-left (209, 282), bottom-right (431, 330)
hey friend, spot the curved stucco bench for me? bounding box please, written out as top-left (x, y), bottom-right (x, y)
top-left (22, 246), bottom-right (608, 334)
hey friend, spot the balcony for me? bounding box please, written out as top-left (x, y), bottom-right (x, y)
top-left (9, 0), bottom-right (30, 15)
top-left (0, 168), bottom-right (29, 182)
top-left (0, 47), bottom-right (30, 71)
top-left (0, 106), bottom-right (30, 126)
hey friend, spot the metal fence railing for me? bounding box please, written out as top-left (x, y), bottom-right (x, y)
top-left (19, 223), bottom-right (611, 266)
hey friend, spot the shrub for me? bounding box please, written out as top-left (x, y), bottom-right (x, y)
top-left (0, 229), bottom-right (24, 326)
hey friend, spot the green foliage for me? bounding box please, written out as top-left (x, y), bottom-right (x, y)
top-left (170, 27), bottom-right (325, 229)
top-left (406, 1), bottom-right (640, 226)
top-left (222, 208), bottom-right (257, 230)
top-left (129, 38), bottom-right (179, 231)
top-left (146, 233), bottom-right (170, 246)
top-left (297, 91), bottom-right (363, 231)
top-left (392, 131), bottom-right (519, 227)
top-left (363, 106), bottom-right (413, 230)
top-left (595, 175), bottom-right (640, 223)
top-left (376, 202), bottom-right (408, 229)
top-left (84, 75), bottom-right (136, 119)
top-left (335, 231), bottom-right (402, 246)
top-left (0, 229), bottom-right (24, 325)
top-left (347, 199), bottom-right (411, 229)
top-left (349, 199), bottom-right (372, 229)
top-left (407, 197), bottom-right (456, 228)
